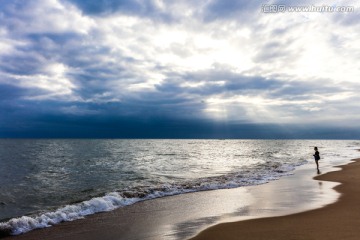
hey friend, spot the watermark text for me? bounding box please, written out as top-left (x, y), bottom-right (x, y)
top-left (261, 4), bottom-right (355, 13)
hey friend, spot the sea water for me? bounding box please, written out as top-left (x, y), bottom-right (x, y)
top-left (0, 139), bottom-right (359, 235)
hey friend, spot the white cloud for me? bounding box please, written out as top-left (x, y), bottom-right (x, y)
top-left (2, 0), bottom-right (94, 35)
top-left (1, 0), bottom-right (359, 125)
top-left (0, 62), bottom-right (76, 101)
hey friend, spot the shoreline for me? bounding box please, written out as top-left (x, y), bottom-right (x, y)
top-left (190, 158), bottom-right (360, 240)
top-left (0, 156), bottom-right (353, 240)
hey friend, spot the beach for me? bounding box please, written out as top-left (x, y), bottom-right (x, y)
top-left (1, 155), bottom-right (359, 240)
top-left (191, 158), bottom-right (360, 240)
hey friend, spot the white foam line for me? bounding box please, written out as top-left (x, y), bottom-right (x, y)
top-left (0, 193), bottom-right (139, 235)
top-left (0, 160), bottom-right (306, 236)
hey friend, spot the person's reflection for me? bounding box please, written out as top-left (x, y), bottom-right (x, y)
top-left (318, 181), bottom-right (323, 194)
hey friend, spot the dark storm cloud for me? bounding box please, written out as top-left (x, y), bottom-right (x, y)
top-left (0, 84), bottom-right (49, 102)
top-left (156, 70), bottom-right (283, 97)
top-left (0, 48), bottom-right (47, 76)
top-left (268, 79), bottom-right (341, 100)
top-left (67, 0), bottom-right (155, 15)
top-left (0, 30), bottom-right (142, 102)
top-left (0, 84), bottom-right (63, 134)
top-left (3, 109), bottom-right (360, 139)
top-left (65, 0), bottom-right (264, 24)
top-left (154, 69), bottom-right (337, 101)
top-left (0, 84), bottom-right (40, 125)
top-left (66, 0), bottom-right (174, 22)
top-left (153, 68), bottom-right (359, 124)
top-left (0, 84), bottom-right (24, 101)
top-left (202, 0), bottom-right (260, 22)
top-left (1, 0), bottom-right (359, 139)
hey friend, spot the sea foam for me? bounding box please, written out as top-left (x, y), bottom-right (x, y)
top-left (0, 193), bottom-right (139, 235)
top-left (0, 159), bottom-right (305, 236)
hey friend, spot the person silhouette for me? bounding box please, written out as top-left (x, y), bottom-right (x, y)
top-left (313, 147), bottom-right (320, 170)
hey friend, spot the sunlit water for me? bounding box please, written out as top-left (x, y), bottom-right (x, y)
top-left (0, 139), bottom-right (359, 235)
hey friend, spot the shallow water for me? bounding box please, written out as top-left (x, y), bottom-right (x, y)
top-left (0, 139), bottom-right (359, 235)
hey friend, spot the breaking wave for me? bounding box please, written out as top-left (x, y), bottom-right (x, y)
top-left (0, 160), bottom-right (306, 236)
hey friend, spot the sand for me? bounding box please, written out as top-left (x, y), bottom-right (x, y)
top-left (190, 158), bottom-right (360, 240)
top-left (1, 158), bottom-right (358, 240)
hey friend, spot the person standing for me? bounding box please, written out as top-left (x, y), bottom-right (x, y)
top-left (313, 147), bottom-right (320, 170)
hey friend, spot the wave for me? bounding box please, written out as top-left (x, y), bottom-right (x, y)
top-left (0, 193), bottom-right (138, 236)
top-left (0, 159), bottom-right (307, 236)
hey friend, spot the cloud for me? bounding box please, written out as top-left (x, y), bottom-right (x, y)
top-left (0, 0), bottom-right (359, 138)
top-left (202, 0), bottom-right (260, 22)
top-left (66, 0), bottom-right (179, 23)
top-left (0, 0), bottom-right (93, 35)
top-left (333, 10), bottom-right (360, 26)
top-left (68, 0), bottom-right (165, 15)
top-left (67, 0), bottom-right (148, 15)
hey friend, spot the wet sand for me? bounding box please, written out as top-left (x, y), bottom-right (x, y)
top-left (191, 158), bottom-right (360, 240)
top-left (0, 158), bottom-right (354, 240)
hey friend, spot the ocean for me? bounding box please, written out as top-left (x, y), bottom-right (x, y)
top-left (0, 139), bottom-right (359, 235)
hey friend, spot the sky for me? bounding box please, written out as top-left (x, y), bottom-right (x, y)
top-left (0, 0), bottom-right (359, 139)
